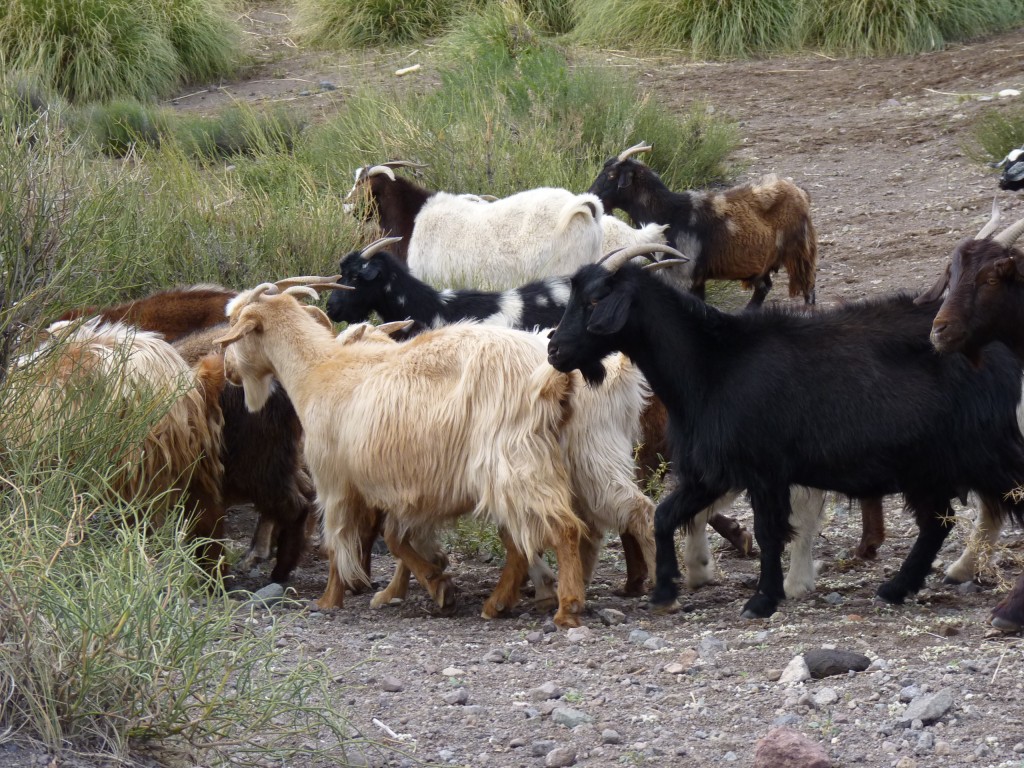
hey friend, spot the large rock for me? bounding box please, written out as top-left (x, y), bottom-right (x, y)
top-left (753, 728), bottom-right (831, 768)
top-left (803, 649), bottom-right (871, 679)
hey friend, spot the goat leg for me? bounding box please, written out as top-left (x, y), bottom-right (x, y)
top-left (991, 572), bottom-right (1024, 632)
top-left (708, 511), bottom-right (755, 557)
top-left (854, 496), bottom-right (885, 560)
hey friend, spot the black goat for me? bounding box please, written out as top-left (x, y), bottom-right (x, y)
top-left (588, 143), bottom-right (817, 307)
top-left (547, 249), bottom-right (1024, 618)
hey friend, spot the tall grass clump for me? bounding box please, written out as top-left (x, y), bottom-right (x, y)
top-left (572, 0), bottom-right (806, 58)
top-left (0, 122), bottom-right (367, 766)
top-left (295, 0), bottom-right (472, 48)
top-left (0, 0), bottom-right (243, 102)
top-left (803, 0), bottom-right (1024, 56)
top-left (301, 19), bottom-right (737, 201)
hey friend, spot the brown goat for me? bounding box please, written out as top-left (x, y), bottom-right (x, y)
top-left (58, 286), bottom-right (316, 584)
top-left (588, 143), bottom-right (817, 307)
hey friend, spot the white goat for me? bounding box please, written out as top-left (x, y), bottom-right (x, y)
top-left (216, 284), bottom-right (588, 627)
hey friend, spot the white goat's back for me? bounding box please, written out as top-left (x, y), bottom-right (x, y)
top-left (407, 188), bottom-right (604, 289)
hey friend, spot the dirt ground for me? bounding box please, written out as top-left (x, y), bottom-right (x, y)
top-left (14, 9), bottom-right (1024, 768)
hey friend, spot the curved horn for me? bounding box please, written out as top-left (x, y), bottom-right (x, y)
top-left (282, 286), bottom-right (322, 301)
top-left (643, 259), bottom-right (690, 273)
top-left (599, 243), bottom-right (689, 272)
top-left (993, 215), bottom-right (1024, 249)
top-left (376, 320), bottom-right (416, 336)
top-left (273, 274), bottom-right (344, 291)
top-left (616, 142), bottom-right (653, 162)
top-left (380, 160), bottom-right (427, 170)
top-left (975, 197), bottom-right (1002, 240)
top-left (360, 236), bottom-right (404, 260)
top-left (364, 165), bottom-right (397, 181)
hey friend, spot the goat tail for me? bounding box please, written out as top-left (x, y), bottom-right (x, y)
top-left (784, 213), bottom-right (819, 301)
top-left (554, 193), bottom-right (602, 235)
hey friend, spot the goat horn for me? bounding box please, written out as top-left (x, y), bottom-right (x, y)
top-left (360, 236), bottom-right (404, 259)
top-left (478, 194), bottom-right (498, 202)
top-left (282, 286), bottom-right (323, 301)
top-left (364, 165), bottom-right (397, 181)
top-left (974, 197), bottom-right (1002, 240)
top-left (993, 215), bottom-right (1024, 249)
top-left (376, 320), bottom-right (416, 336)
top-left (643, 258), bottom-right (690, 273)
top-left (599, 243), bottom-right (689, 272)
top-left (616, 142), bottom-right (653, 162)
top-left (273, 275), bottom-right (344, 291)
top-left (380, 160), bottom-right (427, 169)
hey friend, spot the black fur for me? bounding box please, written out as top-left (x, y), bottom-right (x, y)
top-left (548, 264), bottom-right (1024, 618)
top-left (326, 249), bottom-right (569, 331)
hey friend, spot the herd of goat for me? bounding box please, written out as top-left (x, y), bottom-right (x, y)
top-left (23, 142), bottom-right (1024, 632)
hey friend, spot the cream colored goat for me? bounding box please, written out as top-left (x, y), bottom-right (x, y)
top-left (216, 287), bottom-right (587, 627)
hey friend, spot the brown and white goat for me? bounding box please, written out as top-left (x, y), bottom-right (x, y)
top-left (13, 319), bottom-right (226, 570)
top-left (56, 286), bottom-right (315, 583)
top-left (216, 284), bottom-right (588, 627)
top-left (588, 142), bottom-right (817, 307)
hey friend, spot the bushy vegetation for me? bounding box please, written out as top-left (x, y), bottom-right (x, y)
top-left (295, 0), bottom-right (474, 47)
top-left (971, 106), bottom-right (1024, 164)
top-left (0, 0), bottom-right (244, 102)
top-left (0, 121), bottom-right (364, 764)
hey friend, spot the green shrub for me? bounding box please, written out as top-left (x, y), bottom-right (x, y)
top-left (296, 0), bottom-right (472, 48)
top-left (0, 0), bottom-right (243, 102)
top-left (970, 106), bottom-right (1024, 165)
top-left (571, 0), bottom-right (806, 57)
top-left (85, 99), bottom-right (167, 156)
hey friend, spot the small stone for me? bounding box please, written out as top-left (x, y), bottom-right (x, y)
top-left (509, 737), bottom-right (526, 748)
top-left (542, 619), bottom-right (557, 634)
top-left (628, 629), bottom-right (651, 644)
top-left (813, 687), bottom-right (838, 707)
top-left (824, 592), bottom-right (844, 605)
top-left (566, 627), bottom-right (593, 644)
top-left (508, 648), bottom-right (529, 664)
top-left (381, 676), bottom-right (404, 692)
top-left (444, 687), bottom-right (469, 706)
top-left (895, 758), bottom-right (916, 768)
top-left (663, 662), bottom-right (686, 674)
top-left (531, 740), bottom-right (556, 757)
top-left (247, 582), bottom-right (286, 608)
top-left (957, 581), bottom-right (982, 594)
top-left (441, 667), bottom-right (465, 677)
top-left (934, 741), bottom-right (952, 756)
top-left (779, 655), bottom-right (811, 684)
top-left (438, 749), bottom-right (455, 761)
top-left (910, 718), bottom-right (923, 731)
top-left (482, 649), bottom-right (507, 663)
top-left (898, 690), bottom-right (954, 726)
top-left (318, 80), bottom-right (338, 91)
top-left (724, 752), bottom-right (738, 762)
top-left (551, 707), bottom-right (592, 729)
top-left (526, 631), bottom-right (544, 644)
top-left (772, 713), bottom-right (801, 727)
top-left (753, 727), bottom-right (830, 768)
top-left (899, 685), bottom-right (920, 702)
top-left (597, 608), bottom-right (625, 626)
top-left (530, 681), bottom-right (562, 701)
top-left (643, 636), bottom-right (668, 650)
top-left (915, 732), bottom-right (935, 753)
top-left (804, 649), bottom-right (871, 678)
top-left (464, 705), bottom-right (486, 716)
top-left (697, 636), bottom-right (728, 659)
top-left (601, 729), bottom-right (622, 745)
top-left (544, 747), bottom-right (576, 767)
top-left (1014, 742), bottom-right (1024, 754)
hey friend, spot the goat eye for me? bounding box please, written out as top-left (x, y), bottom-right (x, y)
top-left (589, 297), bottom-right (600, 308)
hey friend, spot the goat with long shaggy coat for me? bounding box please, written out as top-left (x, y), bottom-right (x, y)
top-left (921, 210), bottom-right (1024, 631)
top-left (14, 319), bottom-right (226, 568)
top-left (216, 287), bottom-right (587, 627)
top-left (588, 143), bottom-right (817, 307)
top-left (547, 251), bottom-right (1024, 619)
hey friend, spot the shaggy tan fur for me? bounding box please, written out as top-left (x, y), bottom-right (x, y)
top-left (14, 320), bottom-right (226, 569)
top-left (218, 296), bottom-right (588, 627)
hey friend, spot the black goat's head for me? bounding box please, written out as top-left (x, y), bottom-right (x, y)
top-left (587, 142), bottom-right (654, 214)
top-left (326, 236), bottom-right (405, 324)
top-left (547, 243), bottom-right (688, 385)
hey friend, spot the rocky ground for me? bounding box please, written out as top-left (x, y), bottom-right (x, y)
top-left (10, 10), bottom-right (1024, 768)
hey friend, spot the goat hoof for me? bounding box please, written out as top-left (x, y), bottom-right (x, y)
top-left (875, 581), bottom-right (909, 605)
top-left (533, 596), bottom-right (559, 612)
top-left (941, 573), bottom-right (969, 585)
top-left (616, 582), bottom-right (648, 598)
top-left (650, 599), bottom-right (681, 615)
top-left (370, 591), bottom-right (400, 609)
top-left (553, 611), bottom-right (582, 629)
top-left (854, 543), bottom-right (879, 560)
top-left (991, 615), bottom-right (1023, 633)
top-left (740, 593), bottom-right (778, 619)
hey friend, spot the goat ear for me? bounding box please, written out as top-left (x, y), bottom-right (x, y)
top-left (361, 261), bottom-right (381, 280)
top-left (914, 263), bottom-right (950, 304)
top-left (587, 291), bottom-right (631, 335)
top-left (991, 257), bottom-right (1022, 281)
top-left (304, 305), bottom-right (334, 331)
top-left (214, 316), bottom-right (260, 347)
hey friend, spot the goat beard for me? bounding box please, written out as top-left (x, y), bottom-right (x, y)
top-left (577, 360), bottom-right (608, 387)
